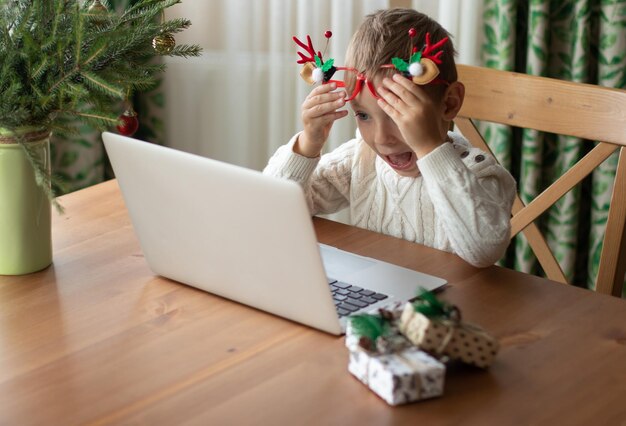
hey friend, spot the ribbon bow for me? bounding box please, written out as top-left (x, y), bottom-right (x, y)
top-left (412, 288), bottom-right (461, 324)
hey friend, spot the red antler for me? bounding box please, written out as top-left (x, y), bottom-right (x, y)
top-left (293, 35), bottom-right (323, 64)
top-left (421, 32), bottom-right (448, 65)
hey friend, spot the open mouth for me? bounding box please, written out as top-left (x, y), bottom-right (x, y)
top-left (385, 152), bottom-right (415, 170)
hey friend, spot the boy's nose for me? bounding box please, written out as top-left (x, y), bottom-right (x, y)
top-left (374, 121), bottom-right (399, 146)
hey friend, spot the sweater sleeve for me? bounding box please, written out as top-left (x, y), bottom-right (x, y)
top-left (263, 132), bottom-right (355, 215)
top-left (417, 132), bottom-right (516, 267)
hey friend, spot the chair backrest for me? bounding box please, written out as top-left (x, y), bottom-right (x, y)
top-left (455, 64), bottom-right (626, 297)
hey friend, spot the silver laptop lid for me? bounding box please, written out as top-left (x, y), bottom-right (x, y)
top-left (102, 132), bottom-right (342, 334)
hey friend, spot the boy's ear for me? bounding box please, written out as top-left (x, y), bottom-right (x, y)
top-left (442, 81), bottom-right (465, 120)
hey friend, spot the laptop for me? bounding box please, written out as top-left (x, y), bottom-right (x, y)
top-left (102, 132), bottom-right (446, 335)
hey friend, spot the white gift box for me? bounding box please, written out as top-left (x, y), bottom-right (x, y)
top-left (348, 346), bottom-right (445, 406)
top-left (346, 319), bottom-right (445, 405)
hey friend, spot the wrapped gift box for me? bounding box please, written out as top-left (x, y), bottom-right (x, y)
top-left (348, 346), bottom-right (445, 406)
top-left (346, 318), bottom-right (445, 406)
top-left (398, 302), bottom-right (499, 368)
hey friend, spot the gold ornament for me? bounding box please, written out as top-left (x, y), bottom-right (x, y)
top-left (88, 0), bottom-right (108, 15)
top-left (152, 33), bottom-right (176, 54)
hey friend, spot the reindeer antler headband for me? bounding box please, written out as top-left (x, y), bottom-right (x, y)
top-left (293, 31), bottom-right (337, 85)
top-left (392, 30), bottom-right (449, 85)
top-left (293, 28), bottom-right (449, 93)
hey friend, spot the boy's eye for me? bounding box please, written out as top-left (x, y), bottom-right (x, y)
top-left (354, 112), bottom-right (369, 121)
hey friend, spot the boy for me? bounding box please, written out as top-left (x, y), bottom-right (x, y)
top-left (264, 8), bottom-right (516, 267)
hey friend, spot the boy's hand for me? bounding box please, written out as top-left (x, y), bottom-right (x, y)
top-left (295, 82), bottom-right (348, 158)
top-left (377, 74), bottom-right (447, 159)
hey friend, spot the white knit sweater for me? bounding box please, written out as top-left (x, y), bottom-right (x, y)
top-left (263, 131), bottom-right (516, 267)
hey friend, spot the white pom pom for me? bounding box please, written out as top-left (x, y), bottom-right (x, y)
top-left (409, 62), bottom-right (424, 77)
top-left (312, 67), bottom-right (324, 83)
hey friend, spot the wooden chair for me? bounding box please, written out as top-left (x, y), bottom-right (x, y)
top-left (454, 65), bottom-right (626, 297)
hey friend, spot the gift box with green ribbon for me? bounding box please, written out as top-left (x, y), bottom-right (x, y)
top-left (398, 291), bottom-right (499, 368)
top-left (346, 310), bottom-right (445, 406)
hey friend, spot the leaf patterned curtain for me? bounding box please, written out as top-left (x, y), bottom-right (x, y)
top-left (51, 0), bottom-right (165, 194)
top-left (482, 0), bottom-right (626, 293)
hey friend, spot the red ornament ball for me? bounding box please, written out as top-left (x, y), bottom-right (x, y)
top-left (408, 28), bottom-right (416, 38)
top-left (324, 30), bottom-right (332, 39)
top-left (117, 109), bottom-right (139, 136)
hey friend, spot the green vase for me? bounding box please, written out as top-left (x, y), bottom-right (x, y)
top-left (0, 127), bottom-right (52, 275)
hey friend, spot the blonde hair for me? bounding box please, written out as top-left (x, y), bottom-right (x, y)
top-left (345, 8), bottom-right (457, 93)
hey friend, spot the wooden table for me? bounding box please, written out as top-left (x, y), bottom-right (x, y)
top-left (1, 180), bottom-right (625, 425)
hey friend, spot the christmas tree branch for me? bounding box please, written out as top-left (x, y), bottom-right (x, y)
top-left (74, 3), bottom-right (83, 66)
top-left (80, 71), bottom-right (124, 98)
top-left (70, 111), bottom-right (120, 128)
top-left (165, 44), bottom-right (202, 58)
top-left (120, 0), bottom-right (181, 24)
top-left (0, 0), bottom-right (202, 203)
top-left (83, 43), bottom-right (108, 67)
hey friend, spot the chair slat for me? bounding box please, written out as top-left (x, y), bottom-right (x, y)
top-left (457, 65), bottom-right (626, 146)
top-left (518, 209), bottom-right (569, 284)
top-left (596, 147), bottom-right (626, 296)
top-left (510, 142), bottom-right (618, 236)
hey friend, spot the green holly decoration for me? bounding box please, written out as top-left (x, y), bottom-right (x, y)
top-left (412, 288), bottom-right (458, 320)
top-left (393, 52), bottom-right (424, 73)
top-left (321, 58), bottom-right (334, 72)
top-left (349, 313), bottom-right (390, 343)
top-left (409, 51), bottom-right (422, 64)
top-left (314, 55), bottom-right (334, 73)
top-left (391, 57), bottom-right (409, 72)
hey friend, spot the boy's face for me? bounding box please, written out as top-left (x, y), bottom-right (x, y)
top-left (350, 81), bottom-right (422, 178)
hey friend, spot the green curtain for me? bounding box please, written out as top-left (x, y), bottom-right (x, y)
top-left (482, 0), bottom-right (626, 293)
top-left (51, 0), bottom-right (166, 194)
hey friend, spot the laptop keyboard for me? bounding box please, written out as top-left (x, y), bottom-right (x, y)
top-left (328, 277), bottom-right (389, 317)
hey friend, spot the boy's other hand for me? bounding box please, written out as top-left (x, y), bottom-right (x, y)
top-left (377, 74), bottom-right (446, 159)
top-left (296, 82), bottom-right (349, 158)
